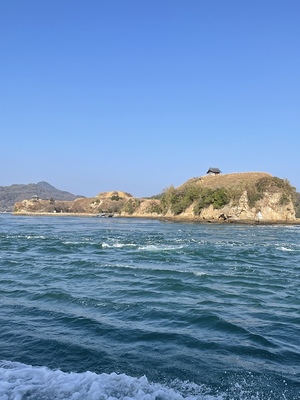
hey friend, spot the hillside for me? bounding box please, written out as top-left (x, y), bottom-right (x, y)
top-left (13, 172), bottom-right (299, 223)
top-left (0, 181), bottom-right (84, 212)
top-left (160, 172), bottom-right (297, 222)
top-left (182, 172), bottom-right (273, 190)
top-left (14, 190), bottom-right (134, 215)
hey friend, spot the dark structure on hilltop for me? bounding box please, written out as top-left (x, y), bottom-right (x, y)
top-left (207, 167), bottom-right (222, 175)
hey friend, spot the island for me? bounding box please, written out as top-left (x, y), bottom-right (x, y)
top-left (13, 172), bottom-right (300, 224)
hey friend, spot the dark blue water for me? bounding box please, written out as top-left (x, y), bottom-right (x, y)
top-left (0, 214), bottom-right (299, 399)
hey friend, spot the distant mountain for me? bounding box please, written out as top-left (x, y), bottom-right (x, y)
top-left (0, 181), bottom-right (85, 212)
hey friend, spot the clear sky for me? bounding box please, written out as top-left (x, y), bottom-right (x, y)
top-left (1, 0), bottom-right (299, 197)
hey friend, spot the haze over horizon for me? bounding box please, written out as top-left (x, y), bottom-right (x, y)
top-left (1, 1), bottom-right (299, 197)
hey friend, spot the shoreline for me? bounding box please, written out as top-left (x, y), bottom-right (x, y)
top-left (10, 212), bottom-right (300, 225)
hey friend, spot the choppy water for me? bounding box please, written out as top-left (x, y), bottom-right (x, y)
top-left (0, 214), bottom-right (299, 399)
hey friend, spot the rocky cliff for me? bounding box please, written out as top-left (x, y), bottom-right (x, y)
top-left (14, 173), bottom-right (298, 223)
top-left (162, 172), bottom-right (297, 222)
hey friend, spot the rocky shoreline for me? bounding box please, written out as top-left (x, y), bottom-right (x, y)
top-left (11, 211), bottom-right (300, 225)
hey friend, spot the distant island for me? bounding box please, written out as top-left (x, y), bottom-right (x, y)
top-left (11, 172), bottom-right (300, 224)
top-left (0, 181), bottom-right (84, 212)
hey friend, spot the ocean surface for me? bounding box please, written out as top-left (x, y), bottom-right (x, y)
top-left (0, 214), bottom-right (299, 400)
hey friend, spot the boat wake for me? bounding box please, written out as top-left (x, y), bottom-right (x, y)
top-left (0, 361), bottom-right (217, 400)
top-left (1, 360), bottom-right (298, 400)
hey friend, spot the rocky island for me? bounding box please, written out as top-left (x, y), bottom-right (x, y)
top-left (13, 172), bottom-right (300, 224)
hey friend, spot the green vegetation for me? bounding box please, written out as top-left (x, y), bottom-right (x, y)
top-left (147, 193), bottom-right (164, 200)
top-left (294, 193), bottom-right (300, 218)
top-left (110, 194), bottom-right (122, 201)
top-left (123, 199), bottom-right (141, 215)
top-left (248, 177), bottom-right (296, 208)
top-left (161, 184), bottom-right (230, 216)
top-left (159, 176), bottom-right (297, 217)
top-left (145, 201), bottom-right (163, 214)
top-left (247, 187), bottom-right (264, 208)
top-left (194, 187), bottom-right (230, 215)
top-left (279, 193), bottom-right (290, 206)
top-left (161, 184), bottom-right (201, 215)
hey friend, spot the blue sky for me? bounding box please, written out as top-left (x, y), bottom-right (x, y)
top-left (1, 0), bottom-right (299, 197)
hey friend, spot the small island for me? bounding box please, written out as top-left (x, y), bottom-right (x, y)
top-left (13, 171), bottom-right (300, 224)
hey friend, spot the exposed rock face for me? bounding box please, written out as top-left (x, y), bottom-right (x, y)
top-left (13, 173), bottom-right (298, 223)
top-left (186, 190), bottom-right (295, 222)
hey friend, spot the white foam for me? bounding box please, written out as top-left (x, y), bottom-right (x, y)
top-left (278, 246), bottom-right (293, 252)
top-left (102, 242), bottom-right (136, 249)
top-left (63, 241), bottom-right (84, 245)
top-left (138, 244), bottom-right (184, 252)
top-left (193, 271), bottom-right (207, 277)
top-left (0, 361), bottom-right (221, 400)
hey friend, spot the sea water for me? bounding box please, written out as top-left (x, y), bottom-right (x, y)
top-left (0, 214), bottom-right (299, 399)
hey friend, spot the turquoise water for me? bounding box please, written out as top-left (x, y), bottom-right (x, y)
top-left (0, 214), bottom-right (299, 399)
